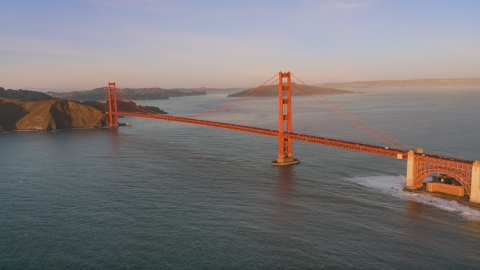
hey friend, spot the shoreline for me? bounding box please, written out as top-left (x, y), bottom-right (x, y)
top-left (403, 187), bottom-right (480, 210)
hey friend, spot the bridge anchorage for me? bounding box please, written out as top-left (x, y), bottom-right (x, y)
top-left (104, 72), bottom-right (480, 204)
top-left (405, 149), bottom-right (480, 203)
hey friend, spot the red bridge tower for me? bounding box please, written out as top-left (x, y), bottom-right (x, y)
top-left (107, 82), bottom-right (119, 127)
top-left (271, 71), bottom-right (300, 166)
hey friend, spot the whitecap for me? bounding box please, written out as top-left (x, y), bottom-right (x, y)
top-left (348, 175), bottom-right (480, 220)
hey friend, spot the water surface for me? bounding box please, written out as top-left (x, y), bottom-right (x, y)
top-left (1, 87), bottom-right (480, 268)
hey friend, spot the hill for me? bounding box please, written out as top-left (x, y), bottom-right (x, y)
top-left (0, 87), bottom-right (55, 101)
top-left (170, 87), bottom-right (248, 92)
top-left (0, 89), bottom-right (167, 132)
top-left (0, 97), bottom-right (108, 131)
top-left (227, 83), bottom-right (356, 97)
top-left (81, 101), bottom-right (167, 114)
top-left (321, 78), bottom-right (480, 88)
top-left (47, 87), bottom-right (207, 101)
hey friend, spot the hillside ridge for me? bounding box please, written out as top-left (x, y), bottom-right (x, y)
top-left (321, 78), bottom-right (480, 88)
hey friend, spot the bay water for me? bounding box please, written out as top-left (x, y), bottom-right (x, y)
top-left (1, 87), bottom-right (480, 268)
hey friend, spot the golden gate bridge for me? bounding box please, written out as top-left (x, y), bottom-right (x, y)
top-left (101, 72), bottom-right (480, 203)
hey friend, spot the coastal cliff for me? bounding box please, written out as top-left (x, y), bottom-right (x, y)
top-left (0, 88), bottom-right (172, 132)
top-left (0, 97), bottom-right (108, 131)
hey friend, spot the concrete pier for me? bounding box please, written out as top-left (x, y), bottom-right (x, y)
top-left (406, 150), bottom-right (420, 189)
top-left (470, 160), bottom-right (480, 203)
top-left (270, 157), bottom-right (300, 166)
top-left (426, 182), bottom-right (464, 196)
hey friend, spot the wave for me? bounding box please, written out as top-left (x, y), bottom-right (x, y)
top-left (349, 175), bottom-right (480, 220)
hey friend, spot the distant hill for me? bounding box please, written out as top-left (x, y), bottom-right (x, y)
top-left (47, 87), bottom-right (207, 101)
top-left (321, 78), bottom-right (480, 88)
top-left (0, 87), bottom-right (55, 101)
top-left (81, 101), bottom-right (167, 115)
top-left (170, 87), bottom-right (247, 92)
top-left (227, 83), bottom-right (356, 97)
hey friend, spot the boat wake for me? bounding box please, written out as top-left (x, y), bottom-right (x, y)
top-left (349, 175), bottom-right (480, 220)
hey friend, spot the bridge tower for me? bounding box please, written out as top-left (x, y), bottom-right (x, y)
top-left (405, 150), bottom-right (418, 189)
top-left (107, 82), bottom-right (119, 127)
top-left (271, 71), bottom-right (300, 166)
top-left (471, 160), bottom-right (480, 203)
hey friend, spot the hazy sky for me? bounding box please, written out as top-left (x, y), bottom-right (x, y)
top-left (1, 0), bottom-right (479, 90)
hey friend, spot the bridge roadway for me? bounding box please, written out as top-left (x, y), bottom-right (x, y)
top-left (120, 112), bottom-right (474, 166)
top-left (119, 112), bottom-right (415, 159)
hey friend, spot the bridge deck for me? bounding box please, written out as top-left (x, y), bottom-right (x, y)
top-left (117, 112), bottom-right (476, 195)
top-left (119, 112), bottom-right (474, 166)
top-left (119, 112), bottom-right (412, 159)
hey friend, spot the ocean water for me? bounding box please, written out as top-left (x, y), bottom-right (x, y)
top-left (1, 87), bottom-right (480, 269)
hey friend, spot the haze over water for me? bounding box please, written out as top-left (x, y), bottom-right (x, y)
top-left (1, 87), bottom-right (480, 268)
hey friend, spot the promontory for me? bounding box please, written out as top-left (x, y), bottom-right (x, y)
top-left (0, 87), bottom-right (166, 132)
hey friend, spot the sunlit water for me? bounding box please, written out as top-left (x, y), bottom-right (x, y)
top-left (1, 87), bottom-right (480, 268)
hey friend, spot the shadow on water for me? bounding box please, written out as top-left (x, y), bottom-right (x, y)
top-left (399, 200), bottom-right (439, 251)
top-left (404, 200), bottom-right (428, 219)
top-left (265, 165), bottom-right (300, 244)
top-left (466, 218), bottom-right (480, 234)
top-left (275, 165), bottom-right (297, 206)
top-left (401, 199), bottom-right (480, 263)
top-left (108, 127), bottom-right (120, 153)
